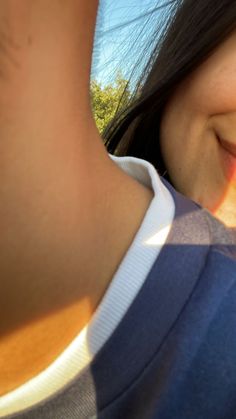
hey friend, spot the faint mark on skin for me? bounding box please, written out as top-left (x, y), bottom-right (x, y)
top-left (0, 29), bottom-right (21, 51)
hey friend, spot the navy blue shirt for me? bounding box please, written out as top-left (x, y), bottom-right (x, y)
top-left (6, 180), bottom-right (236, 419)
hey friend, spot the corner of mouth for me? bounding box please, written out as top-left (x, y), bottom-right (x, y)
top-left (217, 135), bottom-right (236, 158)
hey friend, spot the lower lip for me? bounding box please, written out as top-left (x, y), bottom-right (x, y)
top-left (218, 137), bottom-right (236, 182)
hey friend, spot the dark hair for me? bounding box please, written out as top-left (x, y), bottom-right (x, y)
top-left (103, 0), bottom-right (236, 180)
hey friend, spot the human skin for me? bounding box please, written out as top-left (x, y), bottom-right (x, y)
top-left (160, 29), bottom-right (236, 228)
top-left (0, 1), bottom-right (154, 394)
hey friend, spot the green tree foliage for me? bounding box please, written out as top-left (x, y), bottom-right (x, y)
top-left (90, 70), bottom-right (132, 135)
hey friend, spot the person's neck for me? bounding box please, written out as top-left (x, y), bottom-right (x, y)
top-left (0, 0), bottom-right (154, 395)
top-left (0, 129), bottom-right (154, 395)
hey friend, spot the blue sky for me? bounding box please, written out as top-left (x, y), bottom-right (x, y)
top-left (91, 0), bottom-right (165, 88)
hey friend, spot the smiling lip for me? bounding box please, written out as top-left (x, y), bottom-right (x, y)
top-left (217, 135), bottom-right (236, 181)
top-left (218, 137), bottom-right (236, 158)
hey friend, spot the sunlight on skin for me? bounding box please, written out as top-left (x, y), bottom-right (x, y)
top-left (0, 296), bottom-right (93, 396)
top-left (213, 199), bottom-right (236, 228)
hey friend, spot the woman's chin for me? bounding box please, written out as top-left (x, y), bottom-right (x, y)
top-left (190, 179), bottom-right (236, 228)
top-left (211, 201), bottom-right (236, 228)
